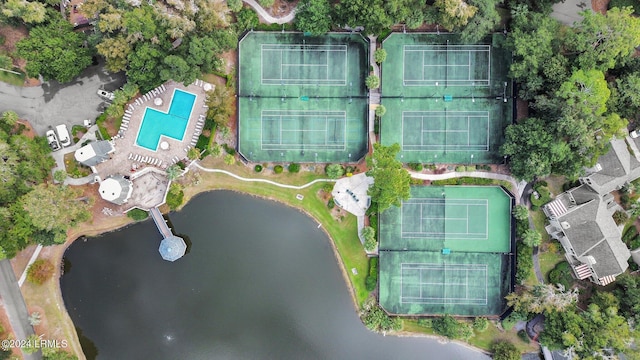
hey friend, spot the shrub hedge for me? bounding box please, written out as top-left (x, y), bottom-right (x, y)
top-left (274, 165), bottom-right (284, 174)
top-left (127, 209), bottom-right (149, 221)
top-left (254, 164), bottom-right (263, 172)
top-left (365, 257), bottom-right (379, 291)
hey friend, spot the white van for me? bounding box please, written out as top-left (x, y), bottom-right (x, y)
top-left (56, 124), bottom-right (71, 147)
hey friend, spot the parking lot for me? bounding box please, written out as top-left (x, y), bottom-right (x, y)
top-left (0, 58), bottom-right (125, 135)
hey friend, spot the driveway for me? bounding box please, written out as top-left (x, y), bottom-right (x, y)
top-left (0, 260), bottom-right (41, 360)
top-left (0, 58), bottom-right (125, 136)
top-left (551, 0), bottom-right (592, 25)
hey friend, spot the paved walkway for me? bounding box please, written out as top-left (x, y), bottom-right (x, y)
top-left (17, 245), bottom-right (43, 288)
top-left (243, 0), bottom-right (296, 24)
top-left (551, 0), bottom-right (591, 25)
top-left (192, 163), bottom-right (335, 189)
top-left (0, 260), bottom-right (41, 360)
top-left (407, 170), bottom-right (526, 203)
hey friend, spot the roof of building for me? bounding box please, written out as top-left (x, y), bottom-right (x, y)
top-left (551, 185), bottom-right (629, 279)
top-left (582, 138), bottom-right (640, 195)
top-left (99, 175), bottom-right (133, 205)
top-left (74, 140), bottom-right (114, 167)
top-left (159, 236), bottom-right (186, 261)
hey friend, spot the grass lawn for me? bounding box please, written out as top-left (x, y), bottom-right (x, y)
top-left (539, 250), bottom-right (564, 281)
top-left (531, 210), bottom-right (549, 242)
top-left (63, 153), bottom-right (92, 178)
top-left (402, 319), bottom-right (538, 353)
top-left (184, 157), bottom-right (371, 305)
top-left (0, 68), bottom-right (24, 86)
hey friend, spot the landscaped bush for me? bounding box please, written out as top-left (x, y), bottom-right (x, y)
top-left (327, 198), bottom-right (335, 209)
top-left (369, 214), bottom-right (378, 231)
top-left (431, 177), bottom-right (498, 186)
top-left (408, 163), bottom-right (423, 171)
top-left (345, 165), bottom-right (355, 174)
top-left (622, 226), bottom-right (637, 244)
top-left (365, 257), bottom-right (379, 291)
top-left (195, 134), bottom-right (209, 151)
top-left (455, 165), bottom-right (466, 172)
top-left (27, 259), bottom-right (55, 285)
top-left (501, 311), bottom-right (525, 331)
top-left (325, 164), bottom-right (344, 179)
top-left (609, 0), bottom-right (640, 14)
top-left (274, 165), bottom-right (284, 174)
top-left (254, 164), bottom-right (263, 172)
top-left (465, 165), bottom-right (476, 171)
top-left (530, 186), bottom-right (552, 210)
top-left (613, 210), bottom-right (629, 225)
top-left (548, 261), bottom-right (574, 290)
top-left (517, 329), bottom-right (530, 343)
top-left (166, 183), bottom-right (184, 210)
top-left (127, 209), bottom-right (149, 221)
top-left (288, 163), bottom-right (300, 173)
top-left (431, 314), bottom-right (474, 340)
top-left (472, 317), bottom-right (489, 332)
top-left (222, 143), bottom-right (236, 155)
top-left (516, 243), bottom-right (533, 284)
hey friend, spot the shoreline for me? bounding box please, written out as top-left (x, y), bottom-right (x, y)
top-left (42, 168), bottom-right (492, 359)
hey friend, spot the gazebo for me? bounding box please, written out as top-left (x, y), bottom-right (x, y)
top-left (158, 236), bottom-right (187, 262)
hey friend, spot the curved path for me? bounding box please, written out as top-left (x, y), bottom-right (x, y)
top-left (407, 170), bottom-right (526, 203)
top-left (243, 0), bottom-right (296, 24)
top-left (193, 163), bottom-right (334, 189)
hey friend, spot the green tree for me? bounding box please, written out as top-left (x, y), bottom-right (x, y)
top-left (96, 36), bottom-right (132, 73)
top-left (42, 348), bottom-right (79, 360)
top-left (334, 0), bottom-right (394, 35)
top-left (295, 0), bottom-right (331, 35)
top-left (359, 296), bottom-right (401, 332)
top-left (126, 43), bottom-right (165, 92)
top-left (375, 105), bottom-right (386, 117)
top-left (235, 8), bottom-right (259, 31)
top-left (17, 11), bottom-right (92, 83)
top-left (459, 0), bottom-right (500, 43)
top-left (0, 54), bottom-right (12, 70)
top-left (1, 0), bottom-right (46, 24)
top-left (361, 226), bottom-right (376, 251)
top-left (227, 0), bottom-right (243, 12)
top-left (492, 340), bottom-right (520, 360)
top-left (365, 75), bottom-right (380, 89)
top-left (366, 143), bottom-right (411, 213)
top-left (53, 170), bottom-right (67, 183)
top-left (431, 314), bottom-right (474, 340)
top-left (610, 72), bottom-right (640, 120)
top-left (325, 164), bottom-right (345, 179)
top-left (166, 183), bottom-right (184, 210)
top-left (205, 85), bottom-right (235, 127)
top-left (568, 7), bottom-right (640, 71)
top-left (21, 184), bottom-right (91, 237)
top-left (374, 48), bottom-right (387, 63)
top-left (521, 229), bottom-right (542, 247)
top-left (224, 154), bottom-right (236, 165)
top-left (166, 164), bottom-right (182, 181)
top-left (500, 118), bottom-right (556, 181)
top-left (472, 317), bottom-right (489, 332)
top-left (435, 0), bottom-right (478, 30)
top-left (512, 205), bottom-right (529, 222)
top-left (160, 55), bottom-right (198, 85)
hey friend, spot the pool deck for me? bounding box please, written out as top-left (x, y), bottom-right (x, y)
top-left (94, 80), bottom-right (211, 211)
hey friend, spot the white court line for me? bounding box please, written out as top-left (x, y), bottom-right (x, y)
top-left (402, 44), bottom-right (490, 86)
top-left (401, 200), bottom-right (489, 239)
top-left (261, 44), bottom-right (348, 86)
top-left (260, 110), bottom-right (347, 151)
top-left (399, 263), bottom-right (488, 304)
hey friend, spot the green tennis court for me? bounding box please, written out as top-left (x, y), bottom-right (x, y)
top-left (379, 251), bottom-right (510, 316)
top-left (380, 33), bottom-right (512, 164)
top-left (378, 185), bottom-right (513, 316)
top-left (238, 32), bottom-right (368, 162)
top-left (379, 186), bottom-right (512, 254)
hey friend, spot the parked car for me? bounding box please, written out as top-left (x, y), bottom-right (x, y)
top-left (46, 130), bottom-right (60, 151)
top-left (97, 89), bottom-right (115, 101)
top-left (56, 124), bottom-right (71, 147)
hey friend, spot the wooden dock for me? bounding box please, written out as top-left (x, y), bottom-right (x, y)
top-left (150, 207), bottom-right (173, 239)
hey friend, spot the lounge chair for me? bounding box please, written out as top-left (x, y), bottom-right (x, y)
top-left (158, 160), bottom-right (162, 166)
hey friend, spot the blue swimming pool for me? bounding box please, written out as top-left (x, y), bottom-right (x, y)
top-left (136, 89), bottom-right (196, 151)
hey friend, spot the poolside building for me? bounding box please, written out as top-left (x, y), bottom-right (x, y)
top-left (99, 174), bottom-right (133, 205)
top-left (74, 140), bottom-right (114, 167)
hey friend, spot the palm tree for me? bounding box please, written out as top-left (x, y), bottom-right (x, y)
top-left (166, 164), bottom-right (182, 181)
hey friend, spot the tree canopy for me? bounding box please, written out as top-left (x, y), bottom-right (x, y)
top-left (16, 11), bottom-right (92, 83)
top-left (295, 0), bottom-right (331, 35)
top-left (366, 143), bottom-right (411, 213)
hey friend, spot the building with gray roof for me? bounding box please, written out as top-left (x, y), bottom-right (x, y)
top-left (74, 140), bottom-right (114, 167)
top-left (544, 138), bottom-right (637, 286)
top-left (99, 174), bottom-right (133, 205)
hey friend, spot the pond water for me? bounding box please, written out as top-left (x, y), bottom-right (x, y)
top-left (61, 191), bottom-right (490, 360)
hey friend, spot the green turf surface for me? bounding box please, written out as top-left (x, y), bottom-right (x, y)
top-left (379, 186), bottom-right (512, 253)
top-left (238, 32), bottom-right (369, 163)
top-left (379, 250), bottom-right (510, 316)
top-left (380, 33), bottom-right (512, 164)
